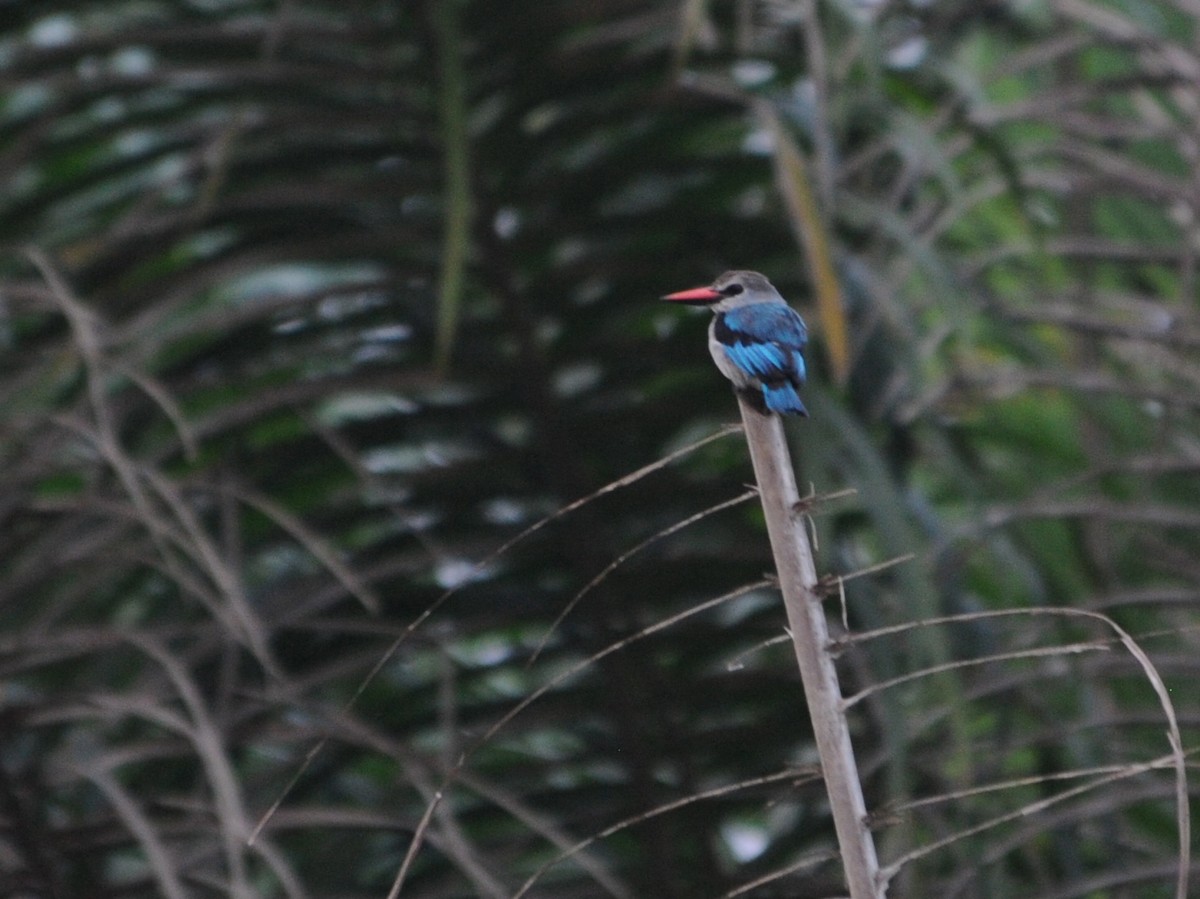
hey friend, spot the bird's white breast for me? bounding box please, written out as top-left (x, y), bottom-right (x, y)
top-left (707, 318), bottom-right (755, 388)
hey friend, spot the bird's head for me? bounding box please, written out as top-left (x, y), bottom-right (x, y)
top-left (661, 270), bottom-right (782, 311)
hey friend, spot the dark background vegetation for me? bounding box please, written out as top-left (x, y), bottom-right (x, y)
top-left (1, 1), bottom-right (1197, 897)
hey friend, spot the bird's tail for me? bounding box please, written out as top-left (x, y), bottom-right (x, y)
top-left (761, 382), bottom-right (809, 417)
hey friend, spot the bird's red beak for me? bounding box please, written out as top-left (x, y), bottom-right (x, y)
top-left (661, 286), bottom-right (722, 304)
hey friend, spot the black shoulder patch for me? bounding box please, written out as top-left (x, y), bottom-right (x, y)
top-left (713, 313), bottom-right (741, 346)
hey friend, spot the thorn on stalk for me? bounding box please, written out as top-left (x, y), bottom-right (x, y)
top-left (791, 485), bottom-right (856, 517)
top-left (825, 633), bottom-right (852, 656)
top-left (865, 806), bottom-right (906, 829)
top-left (791, 485), bottom-right (819, 516)
top-left (767, 571), bottom-right (836, 603)
top-left (814, 573), bottom-right (841, 598)
top-left (815, 573), bottom-right (851, 630)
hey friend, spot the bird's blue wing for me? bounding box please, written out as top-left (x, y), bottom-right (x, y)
top-left (722, 304), bottom-right (808, 347)
top-left (715, 304), bottom-right (808, 384)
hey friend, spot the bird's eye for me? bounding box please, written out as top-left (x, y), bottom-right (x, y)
top-left (722, 283), bottom-right (744, 296)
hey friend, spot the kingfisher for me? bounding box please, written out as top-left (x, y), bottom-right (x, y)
top-left (662, 270), bottom-right (809, 416)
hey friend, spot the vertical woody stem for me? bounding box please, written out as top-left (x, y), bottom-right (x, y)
top-left (737, 396), bottom-right (884, 899)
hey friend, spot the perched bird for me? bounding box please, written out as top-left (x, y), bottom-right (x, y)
top-left (662, 270), bottom-right (809, 416)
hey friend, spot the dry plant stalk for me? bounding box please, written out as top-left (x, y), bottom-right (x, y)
top-left (737, 396), bottom-right (883, 899)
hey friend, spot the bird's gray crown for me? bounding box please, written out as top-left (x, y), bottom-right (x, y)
top-left (712, 271), bottom-right (774, 293)
top-left (709, 270), bottom-right (783, 309)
